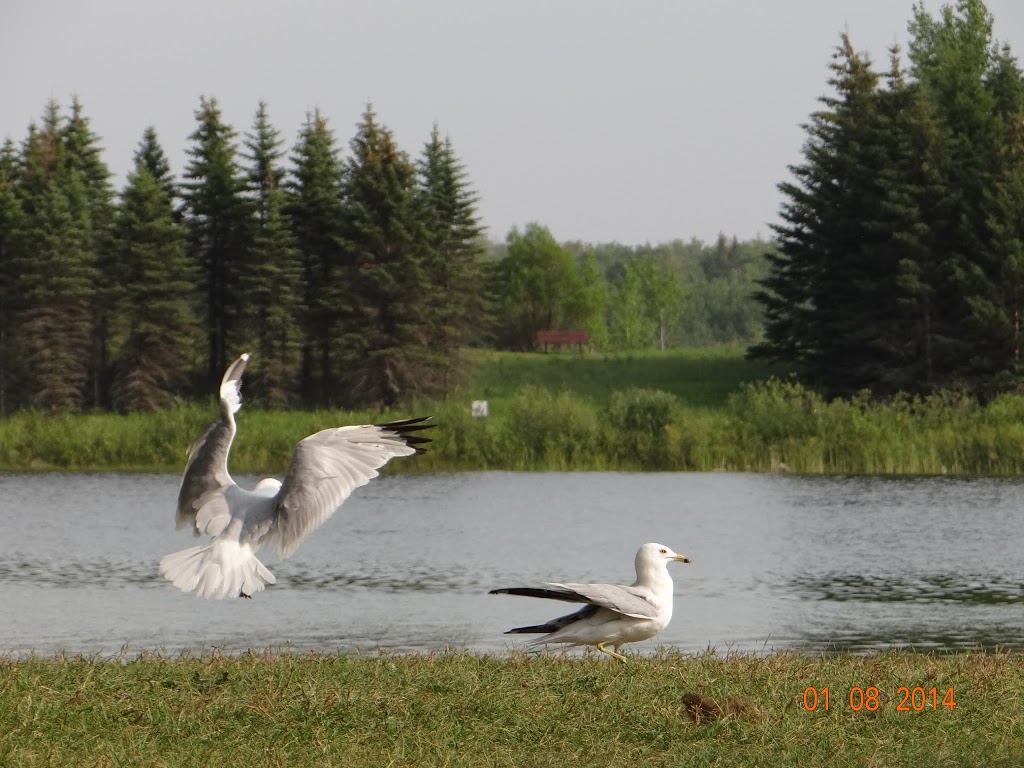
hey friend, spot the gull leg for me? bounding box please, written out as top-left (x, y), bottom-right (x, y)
top-left (239, 591), bottom-right (252, 599)
top-left (597, 642), bottom-right (628, 663)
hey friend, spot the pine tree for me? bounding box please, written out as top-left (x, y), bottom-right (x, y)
top-left (338, 106), bottom-right (436, 406)
top-left (242, 103), bottom-right (301, 406)
top-left (112, 149), bottom-right (197, 411)
top-left (16, 106), bottom-right (96, 413)
top-left (752, 36), bottom-right (885, 394)
top-left (286, 109), bottom-right (345, 404)
top-left (135, 125), bottom-right (176, 205)
top-left (61, 96), bottom-right (114, 232)
top-left (0, 139), bottom-right (26, 413)
top-left (417, 125), bottom-right (484, 393)
top-left (245, 102), bottom-right (286, 220)
top-left (908, 0), bottom-right (1001, 391)
top-left (977, 46), bottom-right (1024, 388)
top-left (873, 50), bottom-right (950, 394)
top-left (11, 102), bottom-right (97, 412)
top-left (181, 96), bottom-right (248, 389)
top-left (62, 96), bottom-right (117, 407)
top-left (18, 103), bottom-right (63, 220)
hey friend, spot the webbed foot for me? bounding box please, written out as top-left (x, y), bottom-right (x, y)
top-left (596, 642), bottom-right (628, 663)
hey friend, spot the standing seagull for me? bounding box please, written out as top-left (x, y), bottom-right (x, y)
top-left (159, 353), bottom-right (432, 599)
top-left (490, 543), bottom-right (691, 662)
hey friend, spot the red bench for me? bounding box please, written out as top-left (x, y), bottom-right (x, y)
top-left (536, 329), bottom-right (590, 352)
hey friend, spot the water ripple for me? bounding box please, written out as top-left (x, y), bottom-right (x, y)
top-left (0, 554), bottom-right (163, 588)
top-left (0, 555), bottom-right (481, 594)
top-left (281, 565), bottom-right (481, 594)
top-left (787, 571), bottom-right (1024, 605)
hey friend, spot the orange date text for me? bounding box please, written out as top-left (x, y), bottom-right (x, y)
top-left (802, 686), bottom-right (956, 712)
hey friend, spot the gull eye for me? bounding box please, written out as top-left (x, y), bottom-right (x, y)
top-left (659, 548), bottom-right (667, 554)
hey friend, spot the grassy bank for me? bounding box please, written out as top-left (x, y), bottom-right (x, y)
top-left (4, 346), bottom-right (1024, 474)
top-left (1, 650), bottom-right (1020, 767)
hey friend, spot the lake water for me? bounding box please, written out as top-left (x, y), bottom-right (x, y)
top-left (1, 471), bottom-right (1023, 657)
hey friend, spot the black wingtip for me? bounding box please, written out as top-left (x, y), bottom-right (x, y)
top-left (504, 625), bottom-right (549, 635)
top-left (376, 416), bottom-right (435, 454)
top-left (488, 586), bottom-right (588, 603)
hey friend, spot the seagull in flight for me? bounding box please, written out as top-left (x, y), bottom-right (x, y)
top-left (490, 543), bottom-right (691, 662)
top-left (159, 353), bottom-right (432, 599)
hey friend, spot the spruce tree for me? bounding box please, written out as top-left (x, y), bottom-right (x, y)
top-left (417, 125), bottom-right (484, 393)
top-left (338, 106), bottom-right (436, 406)
top-left (11, 102), bottom-right (97, 412)
top-left (242, 103), bottom-right (301, 406)
top-left (112, 150), bottom-right (197, 411)
top-left (0, 139), bottom-right (26, 413)
top-left (977, 47), bottom-right (1024, 388)
top-left (752, 36), bottom-right (886, 395)
top-left (135, 125), bottom-right (176, 205)
top-left (286, 109), bottom-right (345, 404)
top-left (181, 96), bottom-right (248, 389)
top-left (245, 102), bottom-right (286, 219)
top-left (873, 50), bottom-right (950, 394)
top-left (62, 96), bottom-right (116, 407)
top-left (908, 0), bottom-right (1001, 390)
top-left (16, 111), bottom-right (95, 413)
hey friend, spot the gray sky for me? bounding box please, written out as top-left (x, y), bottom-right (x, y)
top-left (3, 1), bottom-right (1024, 246)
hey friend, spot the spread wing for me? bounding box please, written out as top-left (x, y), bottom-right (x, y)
top-left (175, 353), bottom-right (249, 532)
top-left (490, 582), bottom-right (658, 620)
top-left (265, 417), bottom-right (432, 558)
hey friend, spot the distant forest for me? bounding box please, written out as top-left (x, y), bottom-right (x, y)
top-left (755, 0), bottom-right (1024, 400)
top-left (0, 95), bottom-right (769, 415)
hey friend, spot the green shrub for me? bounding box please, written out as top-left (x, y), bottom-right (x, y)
top-left (606, 388), bottom-right (678, 433)
top-left (604, 388), bottom-right (679, 468)
top-left (501, 386), bottom-right (600, 468)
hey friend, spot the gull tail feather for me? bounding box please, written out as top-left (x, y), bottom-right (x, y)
top-left (159, 539), bottom-right (276, 599)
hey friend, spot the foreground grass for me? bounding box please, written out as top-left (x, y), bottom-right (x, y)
top-left (0, 650), bottom-right (1020, 767)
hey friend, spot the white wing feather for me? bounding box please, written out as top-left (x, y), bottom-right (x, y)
top-left (267, 425), bottom-right (421, 558)
top-left (545, 581), bottom-right (660, 619)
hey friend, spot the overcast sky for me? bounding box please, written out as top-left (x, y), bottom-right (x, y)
top-left (3, 1), bottom-right (1024, 246)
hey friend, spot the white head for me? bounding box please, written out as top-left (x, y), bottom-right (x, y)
top-left (253, 477), bottom-right (283, 497)
top-left (636, 542), bottom-right (691, 571)
top-left (219, 353), bottom-right (250, 415)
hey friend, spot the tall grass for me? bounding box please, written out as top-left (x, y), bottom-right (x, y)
top-left (4, 348), bottom-right (1024, 475)
top-left (0, 650), bottom-right (1020, 767)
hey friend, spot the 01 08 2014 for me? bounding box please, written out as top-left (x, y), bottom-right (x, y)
top-left (802, 686), bottom-right (956, 712)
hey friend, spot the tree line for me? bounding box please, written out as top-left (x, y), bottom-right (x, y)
top-left (0, 96), bottom-right (769, 414)
top-left (754, 0), bottom-right (1024, 400)
top-left (0, 98), bottom-right (484, 413)
top-left (490, 228), bottom-right (770, 352)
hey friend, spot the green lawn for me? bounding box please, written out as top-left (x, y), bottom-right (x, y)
top-left (0, 650), bottom-right (1018, 767)
top-left (458, 344), bottom-right (777, 410)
